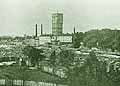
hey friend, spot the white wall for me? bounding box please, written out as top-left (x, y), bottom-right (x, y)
top-left (57, 36), bottom-right (72, 43)
top-left (39, 36), bottom-right (51, 44)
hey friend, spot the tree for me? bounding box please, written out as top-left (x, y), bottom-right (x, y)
top-left (83, 29), bottom-right (120, 51)
top-left (73, 32), bottom-right (84, 48)
top-left (49, 50), bottom-right (57, 74)
top-left (68, 51), bottom-right (109, 86)
top-left (57, 49), bottom-right (75, 84)
top-left (112, 33), bottom-right (120, 51)
top-left (23, 45), bottom-right (45, 67)
top-left (59, 49), bottom-right (74, 69)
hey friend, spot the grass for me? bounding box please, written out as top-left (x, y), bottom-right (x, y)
top-left (0, 65), bottom-right (67, 84)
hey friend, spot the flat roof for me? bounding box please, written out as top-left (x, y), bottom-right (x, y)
top-left (40, 34), bottom-right (72, 37)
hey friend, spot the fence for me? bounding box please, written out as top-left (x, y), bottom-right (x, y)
top-left (0, 79), bottom-right (67, 86)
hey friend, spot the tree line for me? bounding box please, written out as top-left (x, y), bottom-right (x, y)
top-left (73, 29), bottom-right (120, 51)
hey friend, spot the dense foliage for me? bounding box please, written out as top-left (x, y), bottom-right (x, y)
top-left (73, 32), bottom-right (84, 48)
top-left (68, 51), bottom-right (120, 86)
top-left (73, 29), bottom-right (120, 51)
top-left (23, 45), bottom-right (45, 66)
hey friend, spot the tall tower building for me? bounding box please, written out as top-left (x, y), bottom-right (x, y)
top-left (52, 13), bottom-right (63, 35)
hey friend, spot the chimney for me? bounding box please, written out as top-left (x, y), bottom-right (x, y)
top-left (35, 24), bottom-right (37, 37)
top-left (41, 24), bottom-right (43, 35)
top-left (74, 27), bottom-right (76, 34)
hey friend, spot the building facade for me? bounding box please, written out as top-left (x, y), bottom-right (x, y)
top-left (39, 35), bottom-right (72, 45)
top-left (52, 13), bottom-right (63, 35)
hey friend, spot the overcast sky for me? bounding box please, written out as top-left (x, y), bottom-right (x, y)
top-left (1, 0), bottom-right (120, 36)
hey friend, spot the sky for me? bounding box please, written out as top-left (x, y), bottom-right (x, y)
top-left (1, 0), bottom-right (120, 36)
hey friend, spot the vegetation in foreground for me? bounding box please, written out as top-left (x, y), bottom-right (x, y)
top-left (0, 65), bottom-right (66, 84)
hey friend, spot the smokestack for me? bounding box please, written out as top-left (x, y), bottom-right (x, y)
top-left (41, 24), bottom-right (43, 35)
top-left (35, 24), bottom-right (37, 37)
top-left (74, 27), bottom-right (75, 34)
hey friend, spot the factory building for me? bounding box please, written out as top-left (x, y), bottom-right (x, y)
top-left (25, 13), bottom-right (73, 46)
top-left (38, 34), bottom-right (72, 45)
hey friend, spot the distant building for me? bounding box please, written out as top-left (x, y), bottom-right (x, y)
top-left (39, 35), bottom-right (51, 44)
top-left (52, 13), bottom-right (63, 35)
top-left (25, 13), bottom-right (73, 46)
top-left (38, 34), bottom-right (72, 45)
